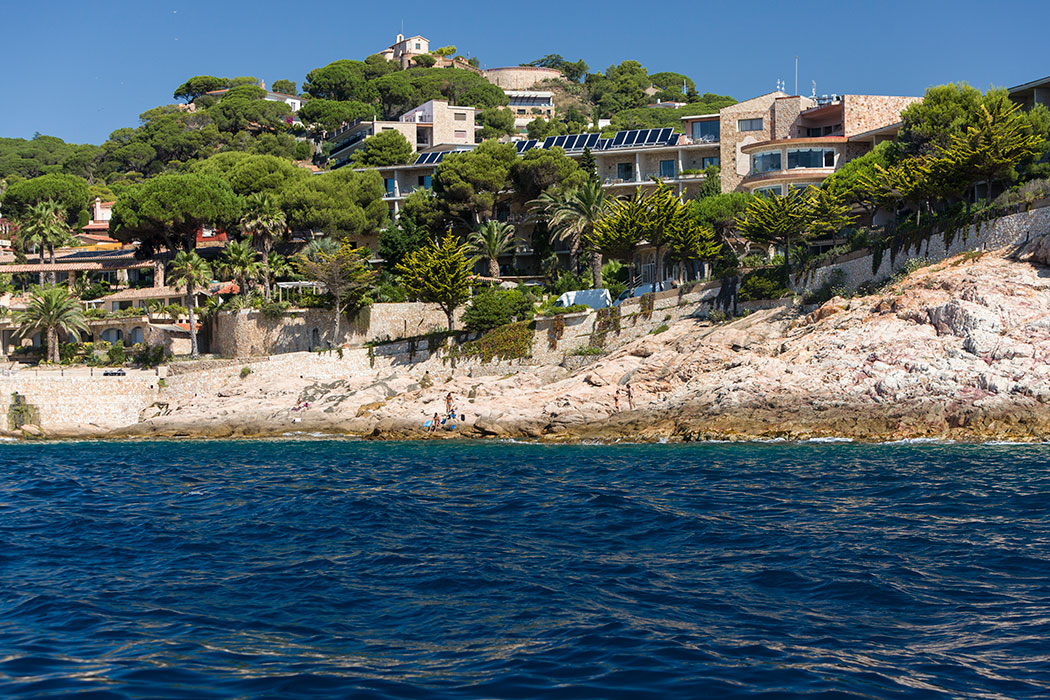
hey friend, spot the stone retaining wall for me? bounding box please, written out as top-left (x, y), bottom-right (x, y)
top-left (0, 373), bottom-right (160, 431)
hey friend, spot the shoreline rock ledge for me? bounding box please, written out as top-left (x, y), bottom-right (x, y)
top-left (17, 240), bottom-right (1050, 444)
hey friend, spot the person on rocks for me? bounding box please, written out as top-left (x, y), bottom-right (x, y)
top-left (626, 383), bottom-right (634, 411)
top-left (614, 388), bottom-right (621, 412)
top-left (429, 413), bottom-right (440, 433)
top-left (445, 392), bottom-right (454, 415)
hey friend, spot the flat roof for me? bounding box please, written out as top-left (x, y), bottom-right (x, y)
top-left (679, 113), bottom-right (719, 121)
top-left (1009, 75), bottom-right (1050, 93)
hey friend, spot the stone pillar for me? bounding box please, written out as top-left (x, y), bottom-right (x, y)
top-left (67, 271), bottom-right (75, 289)
top-left (116, 268), bottom-right (129, 286)
top-left (634, 153), bottom-right (641, 182)
top-left (153, 260), bottom-right (165, 288)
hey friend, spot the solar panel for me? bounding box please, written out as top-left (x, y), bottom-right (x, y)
top-left (516, 140), bottom-right (538, 153)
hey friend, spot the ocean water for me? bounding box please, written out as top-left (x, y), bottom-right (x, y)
top-left (1, 440), bottom-right (1049, 698)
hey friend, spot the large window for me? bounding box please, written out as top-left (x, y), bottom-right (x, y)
top-left (753, 185), bottom-right (783, 197)
top-left (738, 118), bottom-right (764, 132)
top-left (691, 120), bottom-right (720, 142)
top-left (751, 150), bottom-right (782, 174)
top-left (701, 156), bottom-right (720, 169)
top-left (787, 148), bottom-right (836, 169)
top-left (454, 112), bottom-right (467, 121)
top-left (384, 178), bottom-right (395, 195)
top-left (418, 175), bottom-right (431, 189)
top-left (617, 162), bottom-right (634, 181)
top-left (659, 160), bottom-right (676, 178)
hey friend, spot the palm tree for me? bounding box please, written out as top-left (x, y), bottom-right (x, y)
top-left (467, 220), bottom-right (516, 279)
top-left (550, 180), bottom-right (608, 288)
top-left (240, 193), bottom-right (287, 300)
top-left (14, 286), bottom-right (87, 364)
top-left (219, 239), bottom-right (262, 296)
top-left (266, 252), bottom-right (292, 297)
top-left (20, 201), bottom-right (70, 284)
top-left (528, 190), bottom-right (573, 273)
top-left (301, 236), bottom-right (338, 261)
top-left (168, 251), bottom-right (211, 358)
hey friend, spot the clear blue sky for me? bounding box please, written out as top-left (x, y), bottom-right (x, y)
top-left (1, 0), bottom-right (1045, 145)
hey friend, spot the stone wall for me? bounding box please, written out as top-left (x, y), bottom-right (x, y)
top-left (0, 371), bottom-right (160, 432)
top-left (210, 303), bottom-right (460, 359)
top-left (842, 95), bottom-right (921, 137)
top-left (484, 66), bottom-right (563, 90)
top-left (719, 92), bottom-right (783, 192)
top-left (800, 204), bottom-right (1050, 294)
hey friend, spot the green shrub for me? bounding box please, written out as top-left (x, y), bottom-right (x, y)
top-left (462, 289), bottom-right (534, 333)
top-left (569, 345), bottom-right (603, 356)
top-left (649, 324), bottom-right (669, 334)
top-left (803, 268), bottom-right (849, 305)
top-left (457, 321), bottom-right (534, 364)
top-left (260, 300), bottom-right (291, 319)
top-left (738, 266), bottom-right (790, 302)
top-left (537, 301), bottom-right (589, 317)
top-left (106, 340), bottom-right (126, 366)
top-left (133, 343), bottom-right (168, 368)
top-left (240, 366), bottom-right (253, 379)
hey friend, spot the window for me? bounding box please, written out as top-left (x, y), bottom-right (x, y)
top-left (617, 162), bottom-right (634, 181)
top-left (738, 118), bottom-right (763, 132)
top-left (415, 43), bottom-right (421, 49)
top-left (754, 185), bottom-right (783, 197)
top-left (659, 160), bottom-right (676, 178)
top-left (751, 150), bottom-right (782, 174)
top-left (454, 112), bottom-right (467, 121)
top-left (495, 203), bottom-right (511, 222)
top-left (418, 175), bottom-right (431, 188)
top-left (454, 130), bottom-right (467, 139)
top-left (701, 156), bottom-right (720, 168)
top-left (384, 178), bottom-right (395, 195)
top-left (787, 148), bottom-right (835, 169)
top-left (691, 120), bottom-right (720, 142)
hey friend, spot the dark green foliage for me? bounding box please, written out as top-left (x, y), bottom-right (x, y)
top-left (477, 108), bottom-right (516, 139)
top-left (280, 168), bottom-right (388, 238)
top-left (350, 130), bottom-right (413, 167)
top-left (106, 340), bottom-right (126, 366)
top-left (461, 288), bottom-right (534, 332)
top-left (2, 172), bottom-right (90, 226)
top-left (458, 321), bottom-right (534, 363)
top-left (271, 79), bottom-right (297, 95)
top-left (210, 85), bottom-right (292, 133)
top-left (174, 75), bottom-right (231, 102)
top-left (110, 172), bottom-right (242, 254)
top-left (192, 151), bottom-right (308, 196)
top-left (297, 99), bottom-right (377, 131)
top-left (510, 146), bottom-right (587, 200)
top-left (738, 266), bottom-right (790, 302)
top-left (378, 216), bottom-right (429, 271)
top-left (0, 135), bottom-right (100, 180)
top-left (293, 141), bottom-right (312, 160)
top-left (433, 140), bottom-right (518, 223)
top-left (525, 54), bottom-right (589, 82)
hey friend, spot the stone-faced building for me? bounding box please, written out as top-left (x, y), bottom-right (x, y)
top-left (717, 92), bottom-right (920, 195)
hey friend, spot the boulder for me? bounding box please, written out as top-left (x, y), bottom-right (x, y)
top-left (473, 418), bottom-right (506, 436)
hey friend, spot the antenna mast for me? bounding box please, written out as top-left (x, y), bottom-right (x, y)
top-left (794, 56), bottom-right (798, 96)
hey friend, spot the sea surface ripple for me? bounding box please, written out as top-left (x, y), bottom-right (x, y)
top-left (1, 440), bottom-right (1049, 698)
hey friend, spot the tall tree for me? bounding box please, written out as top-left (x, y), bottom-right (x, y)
top-left (110, 173), bottom-right (242, 256)
top-left (396, 235), bottom-right (473, 331)
top-left (294, 240), bottom-right (377, 341)
top-left (167, 251), bottom-right (212, 359)
top-left (14, 285), bottom-right (87, 363)
top-left (19, 200), bottom-right (70, 282)
top-left (468, 220), bottom-right (516, 279)
top-left (240, 192), bottom-right (287, 300)
top-left (549, 179), bottom-right (608, 287)
top-left (432, 140), bottom-right (518, 225)
top-left (350, 130), bottom-right (414, 167)
top-left (219, 239), bottom-right (262, 296)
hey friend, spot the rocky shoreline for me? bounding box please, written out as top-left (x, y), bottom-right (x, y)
top-left (10, 238), bottom-right (1050, 445)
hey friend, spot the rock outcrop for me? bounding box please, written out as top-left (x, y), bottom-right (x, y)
top-left (109, 239), bottom-right (1050, 443)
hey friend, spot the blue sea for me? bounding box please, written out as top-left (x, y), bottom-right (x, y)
top-left (1, 440), bottom-right (1049, 698)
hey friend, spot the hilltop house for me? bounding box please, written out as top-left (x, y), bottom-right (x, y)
top-left (327, 100), bottom-right (478, 168)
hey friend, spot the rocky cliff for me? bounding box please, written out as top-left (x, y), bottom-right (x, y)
top-left (112, 237), bottom-right (1050, 443)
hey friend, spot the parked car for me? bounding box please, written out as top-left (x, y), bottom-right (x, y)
top-left (554, 289), bottom-right (612, 310)
top-left (102, 369), bottom-right (126, 377)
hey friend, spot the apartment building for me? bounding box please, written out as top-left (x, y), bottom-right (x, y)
top-left (718, 92), bottom-right (919, 195)
top-left (328, 100), bottom-right (477, 168)
top-left (1009, 75), bottom-right (1050, 111)
top-left (506, 90), bottom-right (555, 132)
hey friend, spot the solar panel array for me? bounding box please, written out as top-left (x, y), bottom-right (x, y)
top-left (542, 133), bottom-right (602, 152)
top-left (411, 129), bottom-right (684, 168)
top-left (605, 128), bottom-right (678, 149)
